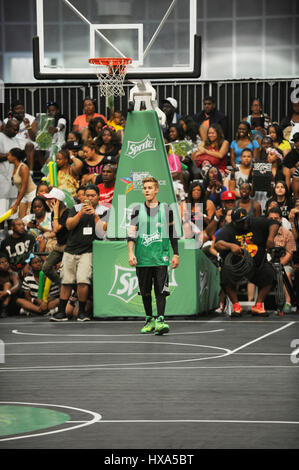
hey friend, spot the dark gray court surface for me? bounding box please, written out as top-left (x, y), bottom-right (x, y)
top-left (0, 312), bottom-right (298, 450)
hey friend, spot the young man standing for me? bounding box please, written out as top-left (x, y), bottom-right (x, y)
top-left (128, 177), bottom-right (179, 335)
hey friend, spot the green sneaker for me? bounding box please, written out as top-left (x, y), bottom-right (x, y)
top-left (140, 317), bottom-right (156, 334)
top-left (154, 316), bottom-right (169, 335)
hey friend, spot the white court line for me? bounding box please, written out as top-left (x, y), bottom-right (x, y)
top-left (0, 322), bottom-right (295, 372)
top-left (0, 320), bottom-right (298, 326)
top-left (0, 365), bottom-right (297, 372)
top-left (3, 352), bottom-right (293, 356)
top-left (65, 419), bottom-right (299, 425)
top-left (0, 401), bottom-right (102, 442)
top-left (11, 329), bottom-right (224, 337)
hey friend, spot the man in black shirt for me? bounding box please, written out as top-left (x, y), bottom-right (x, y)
top-left (50, 185), bottom-right (106, 322)
top-left (215, 208), bottom-right (279, 317)
top-left (0, 219), bottom-right (35, 277)
top-left (193, 96), bottom-right (228, 139)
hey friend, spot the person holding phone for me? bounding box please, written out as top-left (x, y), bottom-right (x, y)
top-left (50, 185), bottom-right (107, 322)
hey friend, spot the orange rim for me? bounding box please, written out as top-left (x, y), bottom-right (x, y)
top-left (89, 57), bottom-right (132, 66)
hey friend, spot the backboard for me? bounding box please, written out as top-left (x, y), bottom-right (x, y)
top-left (33, 0), bottom-right (201, 80)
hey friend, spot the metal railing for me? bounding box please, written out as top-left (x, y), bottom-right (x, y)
top-left (0, 79), bottom-right (296, 141)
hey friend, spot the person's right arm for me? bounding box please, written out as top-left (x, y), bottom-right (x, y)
top-left (214, 239), bottom-right (243, 254)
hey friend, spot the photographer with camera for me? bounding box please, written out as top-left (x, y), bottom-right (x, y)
top-left (215, 208), bottom-right (279, 317)
top-left (267, 207), bottom-right (296, 313)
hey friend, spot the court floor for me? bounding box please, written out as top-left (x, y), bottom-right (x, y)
top-left (0, 312), bottom-right (298, 449)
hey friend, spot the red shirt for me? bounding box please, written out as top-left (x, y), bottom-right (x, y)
top-left (97, 183), bottom-right (115, 207)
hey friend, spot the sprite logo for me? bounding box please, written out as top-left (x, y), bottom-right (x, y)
top-left (125, 135), bottom-right (156, 159)
top-left (141, 231), bottom-right (162, 247)
top-left (108, 265), bottom-right (178, 303)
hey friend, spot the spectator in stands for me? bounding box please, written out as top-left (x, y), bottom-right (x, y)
top-left (266, 200), bottom-right (292, 230)
top-left (36, 181), bottom-right (50, 198)
top-left (0, 218), bottom-right (35, 277)
top-left (67, 131), bottom-right (82, 145)
top-left (228, 148), bottom-right (254, 197)
top-left (74, 185), bottom-right (86, 204)
top-left (72, 97), bottom-right (107, 132)
top-left (23, 196), bottom-right (53, 254)
top-left (8, 148), bottom-right (36, 218)
top-left (94, 164), bottom-right (116, 208)
top-left (56, 148), bottom-right (80, 197)
top-left (46, 101), bottom-right (68, 151)
top-left (50, 185), bottom-right (106, 322)
top-left (42, 188), bottom-right (70, 285)
top-left (283, 132), bottom-right (299, 176)
top-left (265, 180), bottom-right (293, 219)
top-left (267, 206), bottom-right (296, 313)
top-left (107, 109), bottom-right (124, 132)
top-left (0, 120), bottom-right (19, 221)
top-left (161, 97), bottom-right (182, 128)
top-left (242, 97), bottom-right (272, 139)
top-left (204, 191), bottom-right (236, 243)
top-left (280, 100), bottom-right (299, 142)
top-left (268, 123), bottom-right (292, 158)
top-left (193, 96), bottom-right (228, 140)
top-left (257, 136), bottom-right (273, 162)
top-left (0, 254), bottom-right (20, 318)
top-left (230, 121), bottom-right (260, 168)
top-left (88, 116), bottom-right (107, 140)
top-left (96, 126), bottom-right (121, 160)
top-left (215, 207), bottom-right (279, 317)
top-left (235, 182), bottom-right (261, 217)
top-left (166, 123), bottom-right (186, 143)
top-left (192, 124), bottom-right (229, 176)
top-left (17, 254), bottom-right (59, 317)
top-left (4, 101), bottom-right (37, 171)
top-left (266, 147), bottom-right (291, 191)
top-left (77, 141), bottom-right (109, 186)
top-left (203, 166), bottom-right (228, 208)
top-left (179, 115), bottom-right (201, 149)
top-left (182, 181), bottom-right (215, 230)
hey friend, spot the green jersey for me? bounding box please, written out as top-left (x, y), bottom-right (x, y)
top-left (135, 203), bottom-right (170, 267)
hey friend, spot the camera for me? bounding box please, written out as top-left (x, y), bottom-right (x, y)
top-left (269, 246), bottom-right (286, 263)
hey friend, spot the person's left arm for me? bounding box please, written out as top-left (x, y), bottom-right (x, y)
top-left (282, 166), bottom-right (291, 190)
top-left (266, 221), bottom-right (280, 250)
top-left (4, 270), bottom-right (20, 297)
top-left (168, 208), bottom-right (179, 269)
top-left (204, 140), bottom-right (229, 159)
top-left (11, 164), bottom-right (29, 213)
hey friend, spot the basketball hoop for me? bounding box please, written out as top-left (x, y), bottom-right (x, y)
top-left (89, 57), bottom-right (132, 97)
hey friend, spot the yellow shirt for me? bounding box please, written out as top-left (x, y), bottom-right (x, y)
top-left (107, 120), bottom-right (124, 132)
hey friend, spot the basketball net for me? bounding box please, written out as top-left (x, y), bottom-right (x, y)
top-left (89, 58), bottom-right (132, 98)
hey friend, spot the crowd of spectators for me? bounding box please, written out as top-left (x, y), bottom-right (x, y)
top-left (0, 94), bottom-right (298, 319)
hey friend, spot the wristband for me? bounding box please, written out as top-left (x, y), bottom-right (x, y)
top-left (6, 290), bottom-right (11, 296)
top-left (215, 189), bottom-right (221, 193)
top-left (53, 217), bottom-right (59, 220)
top-left (214, 216), bottom-right (219, 222)
top-left (207, 188), bottom-right (211, 192)
top-left (77, 212), bottom-right (82, 218)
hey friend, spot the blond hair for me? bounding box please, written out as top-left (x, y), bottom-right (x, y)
top-left (142, 176), bottom-right (159, 188)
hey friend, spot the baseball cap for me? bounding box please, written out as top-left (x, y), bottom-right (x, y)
top-left (162, 97), bottom-right (178, 109)
top-left (43, 188), bottom-right (65, 201)
top-left (291, 132), bottom-right (299, 143)
top-left (231, 208), bottom-right (248, 224)
top-left (65, 141), bottom-right (82, 150)
top-left (221, 190), bottom-right (236, 201)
